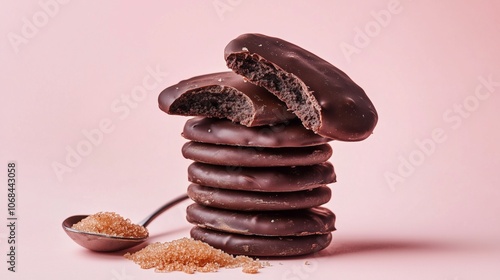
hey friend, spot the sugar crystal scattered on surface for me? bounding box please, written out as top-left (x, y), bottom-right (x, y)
top-left (124, 237), bottom-right (265, 274)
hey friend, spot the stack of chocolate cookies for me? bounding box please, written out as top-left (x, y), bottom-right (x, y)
top-left (182, 117), bottom-right (336, 257)
top-left (158, 34), bottom-right (378, 257)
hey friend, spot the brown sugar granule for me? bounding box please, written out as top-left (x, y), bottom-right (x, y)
top-left (124, 237), bottom-right (264, 274)
top-left (71, 212), bottom-right (148, 238)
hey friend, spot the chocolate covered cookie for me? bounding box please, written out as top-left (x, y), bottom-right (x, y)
top-left (187, 184), bottom-right (331, 211)
top-left (225, 33), bottom-right (378, 141)
top-left (188, 162), bottom-right (336, 192)
top-left (158, 71), bottom-right (295, 126)
top-left (191, 226), bottom-right (332, 257)
top-left (182, 141), bottom-right (333, 167)
top-left (186, 203), bottom-right (336, 236)
top-left (182, 117), bottom-right (331, 147)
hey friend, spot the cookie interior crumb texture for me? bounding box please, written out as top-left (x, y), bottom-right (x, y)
top-left (226, 52), bottom-right (322, 130)
top-left (71, 212), bottom-right (148, 238)
top-left (169, 87), bottom-right (254, 125)
top-left (124, 237), bottom-right (265, 274)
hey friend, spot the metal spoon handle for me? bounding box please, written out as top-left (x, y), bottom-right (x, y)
top-left (138, 194), bottom-right (189, 228)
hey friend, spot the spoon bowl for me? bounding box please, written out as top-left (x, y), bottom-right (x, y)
top-left (62, 215), bottom-right (148, 252)
top-left (62, 194), bottom-right (189, 252)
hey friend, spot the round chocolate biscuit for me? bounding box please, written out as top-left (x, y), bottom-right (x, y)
top-left (225, 33), bottom-right (378, 141)
top-left (188, 162), bottom-right (336, 192)
top-left (191, 226), bottom-right (332, 257)
top-left (186, 204), bottom-right (336, 236)
top-left (182, 141), bottom-right (332, 167)
top-left (182, 117), bottom-right (331, 147)
top-left (158, 71), bottom-right (295, 126)
top-left (187, 184), bottom-right (332, 211)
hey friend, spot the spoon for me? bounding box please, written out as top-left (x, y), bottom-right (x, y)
top-left (62, 194), bottom-right (189, 252)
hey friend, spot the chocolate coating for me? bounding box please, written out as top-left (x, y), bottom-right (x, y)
top-left (191, 226), bottom-right (332, 257)
top-left (188, 162), bottom-right (336, 192)
top-left (158, 71), bottom-right (295, 126)
top-left (182, 141), bottom-right (333, 167)
top-left (187, 184), bottom-right (332, 211)
top-left (225, 33), bottom-right (378, 141)
top-left (186, 203), bottom-right (336, 236)
top-left (182, 117), bottom-right (331, 147)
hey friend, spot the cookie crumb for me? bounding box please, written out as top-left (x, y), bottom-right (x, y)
top-left (124, 238), bottom-right (264, 274)
top-left (71, 212), bottom-right (147, 238)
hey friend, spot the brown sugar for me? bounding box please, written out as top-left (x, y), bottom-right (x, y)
top-left (71, 212), bottom-right (148, 238)
top-left (124, 237), bottom-right (265, 274)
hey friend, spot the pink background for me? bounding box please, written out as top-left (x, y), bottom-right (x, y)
top-left (2, 0), bottom-right (500, 279)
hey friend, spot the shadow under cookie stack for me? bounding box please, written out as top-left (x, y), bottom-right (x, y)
top-left (158, 34), bottom-right (378, 257)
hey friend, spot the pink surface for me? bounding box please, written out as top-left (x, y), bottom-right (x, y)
top-left (1, 0), bottom-right (500, 279)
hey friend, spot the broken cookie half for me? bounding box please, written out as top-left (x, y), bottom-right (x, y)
top-left (158, 71), bottom-right (295, 127)
top-left (224, 33), bottom-right (378, 141)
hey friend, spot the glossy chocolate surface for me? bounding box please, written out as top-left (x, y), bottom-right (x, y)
top-left (187, 162), bottom-right (336, 192)
top-left (187, 184), bottom-right (331, 211)
top-left (182, 141), bottom-right (333, 167)
top-left (186, 203), bottom-right (336, 236)
top-left (190, 226), bottom-right (332, 257)
top-left (182, 117), bottom-right (331, 147)
top-left (225, 33), bottom-right (378, 141)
